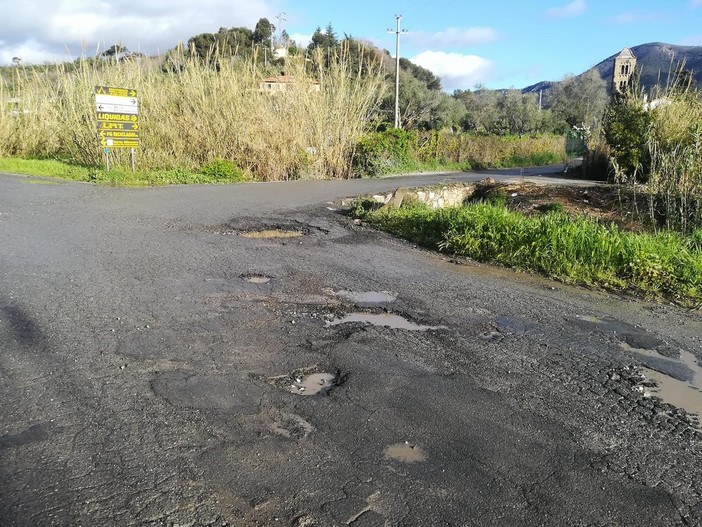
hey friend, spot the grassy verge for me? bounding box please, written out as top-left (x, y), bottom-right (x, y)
top-left (0, 157), bottom-right (249, 186)
top-left (355, 200), bottom-right (702, 305)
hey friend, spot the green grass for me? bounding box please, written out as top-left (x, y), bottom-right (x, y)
top-left (357, 201), bottom-right (702, 305)
top-left (0, 157), bottom-right (250, 186)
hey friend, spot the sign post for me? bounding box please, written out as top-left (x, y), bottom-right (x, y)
top-left (95, 86), bottom-right (139, 171)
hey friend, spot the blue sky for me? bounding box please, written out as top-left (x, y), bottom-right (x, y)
top-left (2, 0), bottom-right (701, 90)
top-left (286, 0), bottom-right (702, 89)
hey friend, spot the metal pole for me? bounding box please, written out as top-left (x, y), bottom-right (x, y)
top-left (130, 148), bottom-right (135, 173)
top-left (394, 15), bottom-right (401, 128)
top-left (105, 148), bottom-right (110, 172)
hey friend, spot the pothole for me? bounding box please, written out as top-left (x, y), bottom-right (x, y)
top-left (289, 373), bottom-right (336, 396)
top-left (268, 411), bottom-right (314, 439)
top-left (384, 442), bottom-right (426, 463)
top-left (326, 313), bottom-right (446, 331)
top-left (268, 367), bottom-right (343, 397)
top-left (334, 290), bottom-right (398, 308)
top-left (621, 342), bottom-right (702, 423)
top-left (240, 229), bottom-right (303, 239)
top-left (242, 273), bottom-right (272, 284)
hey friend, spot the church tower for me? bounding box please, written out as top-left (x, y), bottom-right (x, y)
top-left (612, 48), bottom-right (637, 95)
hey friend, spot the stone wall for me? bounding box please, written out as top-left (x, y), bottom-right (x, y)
top-left (369, 184), bottom-right (476, 209)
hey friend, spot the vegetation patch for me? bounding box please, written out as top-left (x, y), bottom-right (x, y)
top-left (354, 190), bottom-right (702, 306)
top-left (0, 157), bottom-right (248, 186)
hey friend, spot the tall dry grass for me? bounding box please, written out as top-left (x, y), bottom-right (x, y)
top-left (646, 94), bottom-right (702, 232)
top-left (0, 46), bottom-right (385, 180)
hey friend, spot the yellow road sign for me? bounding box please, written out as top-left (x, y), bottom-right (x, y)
top-left (95, 86), bottom-right (137, 97)
top-left (96, 112), bottom-right (138, 122)
top-left (99, 130), bottom-right (139, 139)
top-left (100, 137), bottom-right (139, 149)
top-left (98, 122), bottom-right (139, 131)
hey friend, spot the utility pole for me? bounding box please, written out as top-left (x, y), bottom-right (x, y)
top-left (275, 12), bottom-right (286, 52)
top-left (387, 15), bottom-right (407, 128)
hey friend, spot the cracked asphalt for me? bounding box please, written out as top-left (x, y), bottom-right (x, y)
top-left (1, 168), bottom-right (701, 526)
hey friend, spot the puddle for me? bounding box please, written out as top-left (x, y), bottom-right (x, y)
top-left (621, 342), bottom-right (702, 423)
top-left (289, 373), bottom-right (336, 396)
top-left (240, 229), bottom-right (303, 239)
top-left (384, 443), bottom-right (426, 463)
top-left (335, 290), bottom-right (398, 307)
top-left (326, 313), bottom-right (446, 331)
top-left (242, 273), bottom-right (271, 284)
top-left (640, 366), bottom-right (702, 423)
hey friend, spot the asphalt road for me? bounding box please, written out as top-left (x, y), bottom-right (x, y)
top-left (1, 168), bottom-right (701, 526)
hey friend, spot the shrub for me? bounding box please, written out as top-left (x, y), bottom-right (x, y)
top-left (199, 158), bottom-right (247, 182)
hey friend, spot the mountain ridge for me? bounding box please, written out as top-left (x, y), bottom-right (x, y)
top-left (522, 42), bottom-right (702, 95)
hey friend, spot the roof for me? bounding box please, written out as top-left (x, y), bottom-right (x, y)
top-left (261, 76), bottom-right (320, 85)
top-left (616, 47), bottom-right (636, 60)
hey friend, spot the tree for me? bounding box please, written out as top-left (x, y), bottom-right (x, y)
top-left (458, 86), bottom-right (500, 133)
top-left (399, 58), bottom-right (441, 91)
top-left (497, 90), bottom-right (540, 136)
top-left (307, 23), bottom-right (339, 52)
top-left (253, 18), bottom-right (275, 47)
top-left (602, 95), bottom-right (653, 181)
top-left (548, 70), bottom-right (608, 131)
top-left (102, 43), bottom-right (128, 58)
top-left (549, 69), bottom-right (608, 128)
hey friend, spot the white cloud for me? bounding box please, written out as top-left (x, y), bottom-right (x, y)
top-left (407, 27), bottom-right (499, 48)
top-left (0, 0), bottom-right (277, 65)
top-left (606, 11), bottom-right (662, 24)
top-left (544, 0), bottom-right (587, 19)
top-left (289, 33), bottom-right (312, 49)
top-left (410, 51), bottom-right (493, 91)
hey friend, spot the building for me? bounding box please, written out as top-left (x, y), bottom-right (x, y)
top-left (260, 76), bottom-right (321, 94)
top-left (612, 48), bottom-right (637, 95)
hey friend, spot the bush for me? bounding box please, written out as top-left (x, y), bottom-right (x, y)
top-left (199, 158), bottom-right (247, 182)
top-left (352, 128), bottom-right (415, 177)
top-left (602, 95), bottom-right (653, 182)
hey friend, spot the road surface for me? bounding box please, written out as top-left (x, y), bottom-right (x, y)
top-left (1, 168), bottom-right (701, 526)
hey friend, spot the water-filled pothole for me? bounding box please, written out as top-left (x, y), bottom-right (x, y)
top-left (622, 342), bottom-right (702, 423)
top-left (289, 373), bottom-right (336, 396)
top-left (268, 367), bottom-right (342, 397)
top-left (335, 290), bottom-right (398, 308)
top-left (326, 313), bottom-right (446, 331)
top-left (240, 229), bottom-right (303, 239)
top-left (242, 273), bottom-right (272, 284)
top-left (384, 442), bottom-right (426, 463)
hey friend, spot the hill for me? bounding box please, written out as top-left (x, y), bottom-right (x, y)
top-left (523, 42), bottom-right (702, 95)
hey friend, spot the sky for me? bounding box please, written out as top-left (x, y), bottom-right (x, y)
top-left (1, 0), bottom-right (701, 90)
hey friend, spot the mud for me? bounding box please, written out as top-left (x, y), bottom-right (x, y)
top-left (384, 443), bottom-right (426, 463)
top-left (240, 229), bottom-right (303, 239)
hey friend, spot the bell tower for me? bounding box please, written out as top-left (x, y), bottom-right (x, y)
top-left (612, 48), bottom-right (637, 95)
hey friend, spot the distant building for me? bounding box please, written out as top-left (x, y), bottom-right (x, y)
top-left (260, 76), bottom-right (321, 94)
top-left (612, 47), bottom-right (637, 95)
